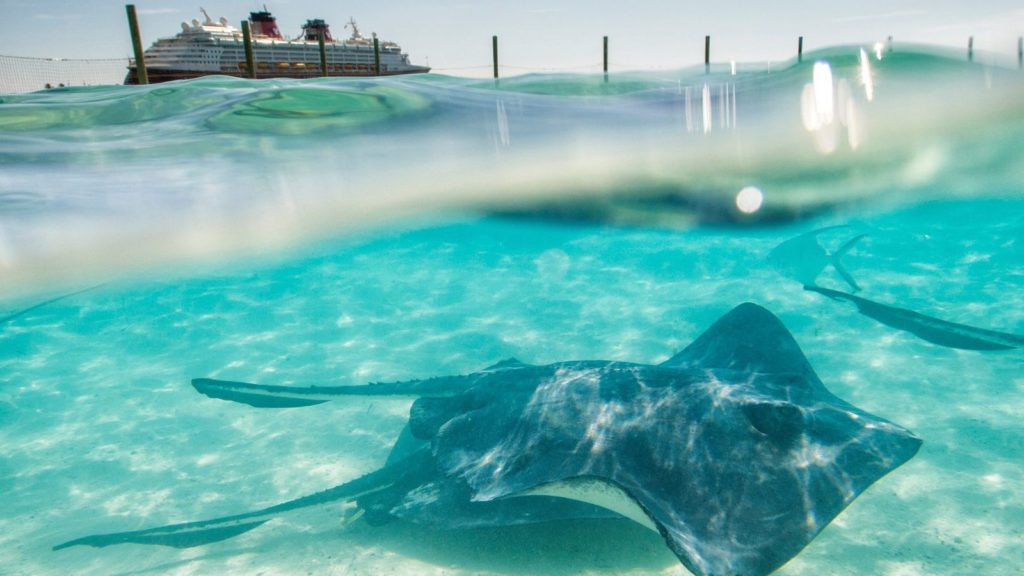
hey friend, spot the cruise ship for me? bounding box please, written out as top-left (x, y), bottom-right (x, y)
top-left (126, 9), bottom-right (430, 84)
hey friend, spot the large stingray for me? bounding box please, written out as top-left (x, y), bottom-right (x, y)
top-left (54, 303), bottom-right (921, 576)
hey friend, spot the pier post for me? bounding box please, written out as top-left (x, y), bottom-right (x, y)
top-left (798, 36), bottom-right (803, 63)
top-left (373, 36), bottom-right (381, 75)
top-left (241, 21), bottom-right (256, 79)
top-left (967, 36), bottom-right (974, 61)
top-left (492, 35), bottom-right (499, 79)
top-left (125, 4), bottom-right (148, 84)
top-left (704, 35), bottom-right (710, 73)
top-left (603, 36), bottom-right (608, 74)
top-left (319, 32), bottom-right (328, 77)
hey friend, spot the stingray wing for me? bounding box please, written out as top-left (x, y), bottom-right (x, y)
top-left (659, 302), bottom-right (819, 381)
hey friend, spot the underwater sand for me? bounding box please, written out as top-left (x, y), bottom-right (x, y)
top-left (2, 206), bottom-right (1023, 575)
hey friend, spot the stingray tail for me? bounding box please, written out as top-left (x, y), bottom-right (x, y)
top-left (192, 375), bottom-right (472, 408)
top-left (192, 378), bottom-right (338, 408)
top-left (830, 234), bottom-right (866, 292)
top-left (803, 284), bottom-right (851, 301)
top-left (1, 282), bottom-right (108, 326)
top-left (53, 449), bottom-right (426, 551)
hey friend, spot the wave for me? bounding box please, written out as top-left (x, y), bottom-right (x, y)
top-left (0, 45), bottom-right (1021, 297)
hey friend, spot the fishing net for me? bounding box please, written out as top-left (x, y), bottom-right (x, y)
top-left (0, 55), bottom-right (128, 94)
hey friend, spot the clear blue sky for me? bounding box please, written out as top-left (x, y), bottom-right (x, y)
top-left (1, 1), bottom-right (1022, 74)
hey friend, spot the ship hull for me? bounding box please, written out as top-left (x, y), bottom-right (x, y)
top-left (124, 66), bottom-right (429, 85)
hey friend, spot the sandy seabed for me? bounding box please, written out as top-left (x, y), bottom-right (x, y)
top-left (2, 204), bottom-right (1022, 575)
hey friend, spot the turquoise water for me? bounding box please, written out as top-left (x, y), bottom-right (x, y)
top-left (1, 46), bottom-right (1023, 575)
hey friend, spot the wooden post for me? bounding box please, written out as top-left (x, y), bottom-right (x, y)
top-left (492, 35), bottom-right (499, 79)
top-left (798, 36), bottom-right (803, 63)
top-left (125, 4), bottom-right (148, 84)
top-left (373, 36), bottom-right (381, 75)
top-left (603, 35), bottom-right (608, 74)
top-left (704, 35), bottom-right (710, 73)
top-left (968, 36), bottom-right (974, 62)
top-left (1019, 36), bottom-right (1023, 69)
top-left (319, 32), bottom-right (327, 77)
top-left (241, 21), bottom-right (256, 79)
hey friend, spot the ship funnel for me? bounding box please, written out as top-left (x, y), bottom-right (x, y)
top-left (302, 19), bottom-right (333, 42)
top-left (249, 10), bottom-right (283, 39)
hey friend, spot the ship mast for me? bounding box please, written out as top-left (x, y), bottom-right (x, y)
top-left (345, 17), bottom-right (363, 40)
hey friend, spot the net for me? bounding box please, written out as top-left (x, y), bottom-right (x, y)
top-left (0, 55), bottom-right (128, 94)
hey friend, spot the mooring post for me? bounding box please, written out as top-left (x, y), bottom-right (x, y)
top-left (373, 36), bottom-right (381, 75)
top-left (798, 36), bottom-right (803, 63)
top-left (319, 32), bottom-right (328, 77)
top-left (704, 35), bottom-right (710, 73)
top-left (125, 4), bottom-right (148, 84)
top-left (492, 35), bottom-right (499, 79)
top-left (968, 36), bottom-right (974, 62)
top-left (241, 21), bottom-right (256, 79)
top-left (603, 35), bottom-right (609, 74)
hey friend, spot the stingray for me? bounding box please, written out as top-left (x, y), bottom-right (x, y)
top-left (767, 225), bottom-right (865, 292)
top-left (54, 303), bottom-right (921, 576)
top-left (770, 228), bottom-right (1024, 351)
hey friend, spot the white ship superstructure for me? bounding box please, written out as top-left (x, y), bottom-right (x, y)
top-left (126, 9), bottom-right (429, 84)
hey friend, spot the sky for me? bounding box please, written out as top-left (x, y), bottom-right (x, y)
top-left (1, 1), bottom-right (1022, 75)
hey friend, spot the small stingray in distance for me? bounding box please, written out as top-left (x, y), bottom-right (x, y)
top-left (767, 225), bottom-right (865, 292)
top-left (770, 227), bottom-right (1024, 351)
top-left (54, 303), bottom-right (921, 576)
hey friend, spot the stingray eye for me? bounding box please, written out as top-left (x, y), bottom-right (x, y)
top-left (742, 401), bottom-right (804, 448)
top-left (410, 396), bottom-right (466, 439)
